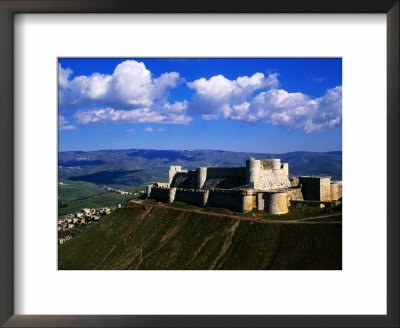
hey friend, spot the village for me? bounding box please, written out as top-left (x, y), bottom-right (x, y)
top-left (58, 205), bottom-right (120, 244)
top-left (101, 185), bottom-right (135, 195)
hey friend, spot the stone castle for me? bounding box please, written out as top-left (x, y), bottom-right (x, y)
top-left (146, 158), bottom-right (342, 215)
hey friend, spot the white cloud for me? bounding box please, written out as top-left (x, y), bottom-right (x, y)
top-left (59, 60), bottom-right (191, 125)
top-left (60, 61), bottom-right (341, 133)
top-left (58, 115), bottom-right (77, 131)
top-left (74, 101), bottom-right (191, 125)
top-left (187, 72), bottom-right (279, 118)
top-left (144, 127), bottom-right (153, 132)
top-left (188, 72), bottom-right (341, 133)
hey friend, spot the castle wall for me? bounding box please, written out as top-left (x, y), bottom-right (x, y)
top-left (206, 167), bottom-right (246, 178)
top-left (320, 178), bottom-right (331, 202)
top-left (289, 187), bottom-right (304, 201)
top-left (202, 167), bottom-right (246, 189)
top-left (170, 170), bottom-right (197, 189)
top-left (290, 177), bottom-right (299, 187)
top-left (299, 176), bottom-right (331, 201)
top-left (208, 190), bottom-right (252, 212)
top-left (175, 189), bottom-right (209, 207)
top-left (330, 181), bottom-right (342, 201)
top-left (150, 186), bottom-right (171, 202)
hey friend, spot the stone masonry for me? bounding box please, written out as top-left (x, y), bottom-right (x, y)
top-left (147, 158), bottom-right (342, 215)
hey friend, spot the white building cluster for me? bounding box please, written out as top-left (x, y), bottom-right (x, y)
top-left (58, 206), bottom-right (117, 244)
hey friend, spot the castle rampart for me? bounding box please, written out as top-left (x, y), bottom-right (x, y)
top-left (147, 158), bottom-right (341, 215)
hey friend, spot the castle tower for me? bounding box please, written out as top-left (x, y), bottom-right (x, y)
top-left (282, 163), bottom-right (289, 180)
top-left (246, 158), bottom-right (261, 187)
top-left (169, 166), bottom-right (182, 185)
top-left (197, 167), bottom-right (207, 189)
top-left (271, 159), bottom-right (281, 180)
top-left (168, 188), bottom-right (176, 203)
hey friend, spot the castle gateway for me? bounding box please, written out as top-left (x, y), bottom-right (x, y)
top-left (147, 158), bottom-right (342, 215)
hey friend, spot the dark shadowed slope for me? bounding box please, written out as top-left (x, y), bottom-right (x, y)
top-left (58, 207), bottom-right (342, 270)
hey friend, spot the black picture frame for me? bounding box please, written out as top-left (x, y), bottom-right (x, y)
top-left (0, 1), bottom-right (398, 327)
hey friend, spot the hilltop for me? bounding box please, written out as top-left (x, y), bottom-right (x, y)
top-left (59, 149), bottom-right (342, 187)
top-left (58, 204), bottom-right (342, 270)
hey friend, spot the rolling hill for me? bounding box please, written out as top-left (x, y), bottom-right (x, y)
top-left (58, 149), bottom-right (342, 187)
top-left (58, 206), bottom-right (342, 270)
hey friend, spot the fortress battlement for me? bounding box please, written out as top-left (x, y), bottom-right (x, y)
top-left (147, 158), bottom-right (342, 214)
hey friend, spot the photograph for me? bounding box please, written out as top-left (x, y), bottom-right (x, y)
top-left (57, 58), bottom-right (342, 270)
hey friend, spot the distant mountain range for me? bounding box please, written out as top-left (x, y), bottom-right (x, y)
top-left (59, 149), bottom-right (342, 187)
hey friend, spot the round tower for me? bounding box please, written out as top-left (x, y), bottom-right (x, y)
top-left (246, 158), bottom-right (261, 187)
top-left (200, 190), bottom-right (209, 207)
top-left (269, 191), bottom-right (289, 215)
top-left (271, 159), bottom-right (281, 180)
top-left (197, 167), bottom-right (207, 189)
top-left (168, 188), bottom-right (176, 203)
top-left (146, 185), bottom-right (152, 198)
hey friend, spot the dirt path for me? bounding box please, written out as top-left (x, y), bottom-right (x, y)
top-left (127, 200), bottom-right (342, 225)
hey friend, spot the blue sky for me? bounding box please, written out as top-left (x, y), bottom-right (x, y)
top-left (58, 58), bottom-right (342, 153)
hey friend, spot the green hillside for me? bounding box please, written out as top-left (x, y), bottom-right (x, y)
top-left (58, 193), bottom-right (134, 216)
top-left (58, 207), bottom-right (342, 270)
top-left (58, 179), bottom-right (103, 201)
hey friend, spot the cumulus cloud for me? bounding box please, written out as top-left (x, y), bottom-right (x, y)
top-left (144, 127), bottom-right (153, 132)
top-left (59, 60), bottom-right (341, 133)
top-left (58, 115), bottom-right (77, 131)
top-left (188, 73), bottom-right (341, 133)
top-left (59, 60), bottom-right (191, 125)
top-left (187, 72), bottom-right (279, 118)
top-left (74, 101), bottom-right (191, 125)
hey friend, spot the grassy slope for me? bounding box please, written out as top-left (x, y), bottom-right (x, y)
top-left (58, 193), bottom-right (134, 216)
top-left (65, 169), bottom-right (168, 187)
top-left (59, 207), bottom-right (342, 270)
top-left (58, 179), bottom-right (103, 201)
